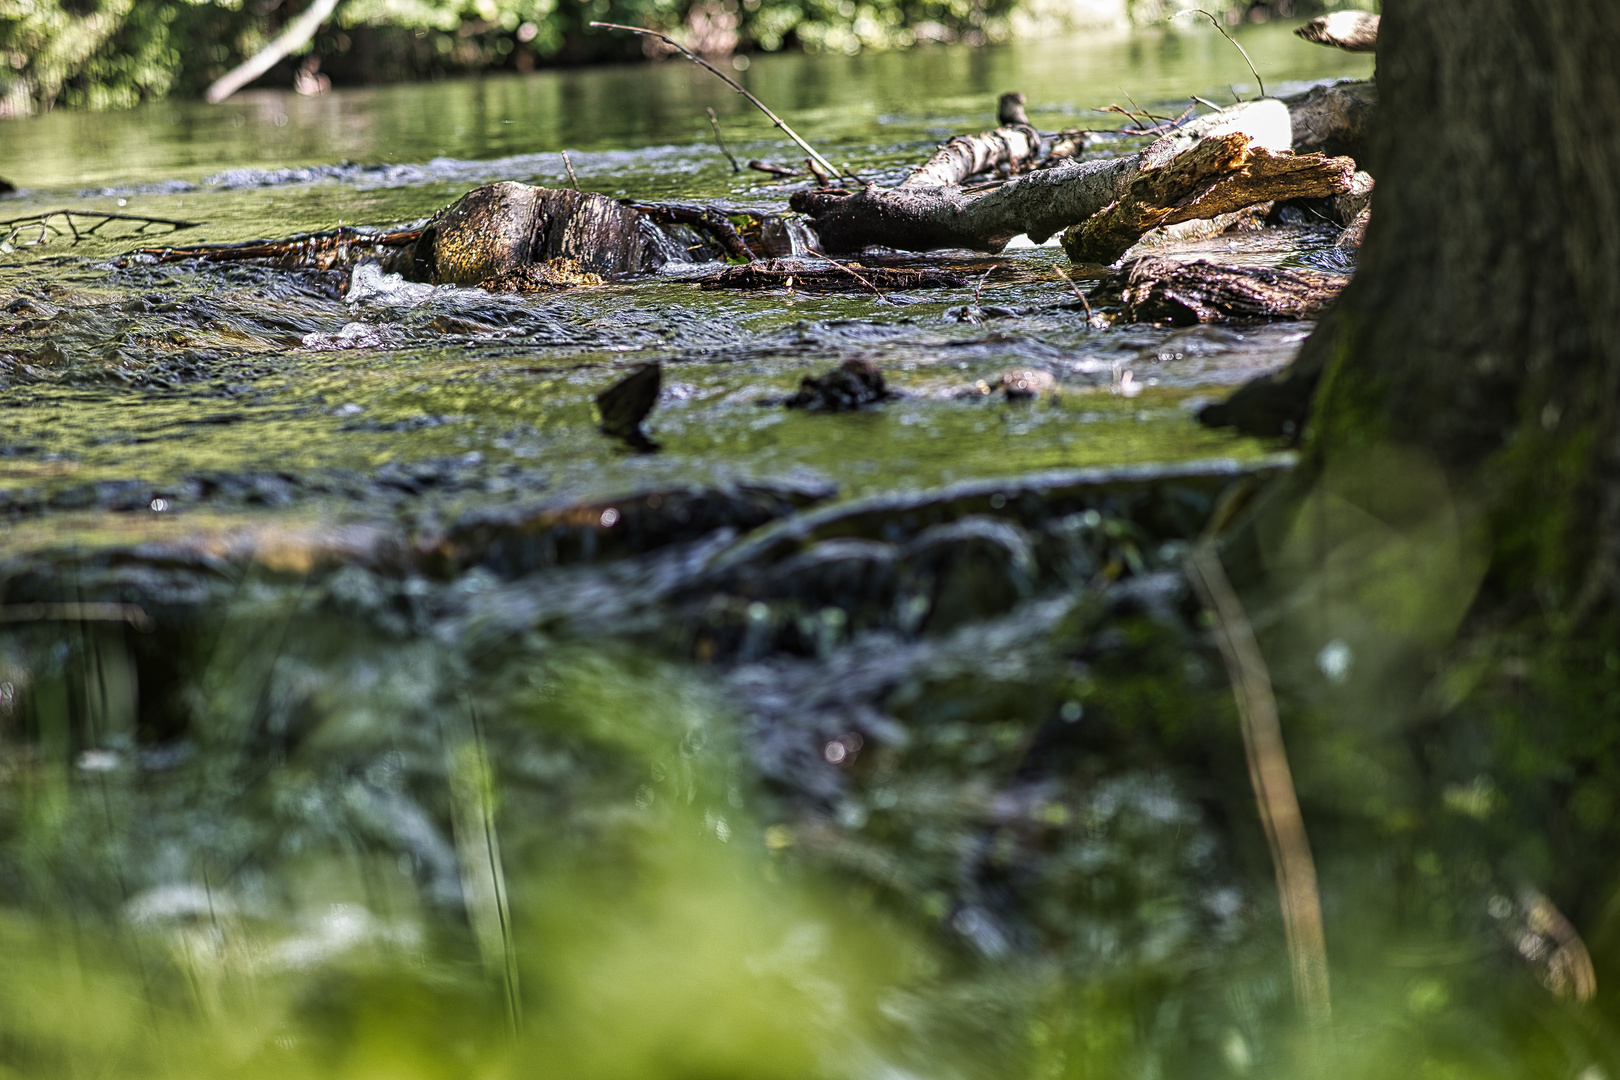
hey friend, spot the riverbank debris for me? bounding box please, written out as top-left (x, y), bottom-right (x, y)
top-left (699, 259), bottom-right (965, 293)
top-left (1103, 257), bottom-right (1347, 325)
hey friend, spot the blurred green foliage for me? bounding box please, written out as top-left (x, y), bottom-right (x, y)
top-left (0, 0), bottom-right (1374, 114)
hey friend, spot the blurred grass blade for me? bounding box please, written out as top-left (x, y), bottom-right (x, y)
top-left (1188, 541), bottom-right (1331, 1027)
top-left (448, 705), bottom-right (522, 1035)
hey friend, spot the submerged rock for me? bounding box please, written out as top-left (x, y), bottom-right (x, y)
top-left (595, 362), bottom-right (662, 452)
top-left (999, 368), bottom-right (1059, 400)
top-left (411, 181), bottom-right (661, 286)
top-left (785, 359), bottom-right (893, 412)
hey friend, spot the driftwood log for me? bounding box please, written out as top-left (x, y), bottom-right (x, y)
top-left (792, 96), bottom-right (1364, 257)
top-left (1295, 12), bottom-right (1379, 52)
top-left (1061, 132), bottom-right (1356, 264)
top-left (1103, 257), bottom-right (1348, 324)
top-left (902, 92), bottom-right (1042, 188)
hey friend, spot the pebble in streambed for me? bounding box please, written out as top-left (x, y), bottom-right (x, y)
top-left (781, 359), bottom-right (895, 412)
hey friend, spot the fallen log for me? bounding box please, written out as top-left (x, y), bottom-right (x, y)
top-left (1102, 257), bottom-right (1348, 324)
top-left (792, 96), bottom-right (1361, 255)
top-left (1061, 133), bottom-right (1355, 265)
top-left (1295, 12), bottom-right (1379, 52)
top-left (128, 225), bottom-right (419, 272)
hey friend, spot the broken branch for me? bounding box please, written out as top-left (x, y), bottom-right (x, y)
top-left (792, 97), bottom-right (1299, 254)
top-left (1062, 134), bottom-right (1356, 265)
top-left (205, 0), bottom-right (341, 103)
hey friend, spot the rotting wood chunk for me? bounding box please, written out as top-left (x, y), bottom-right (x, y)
top-left (786, 359), bottom-right (893, 412)
top-left (1104, 257), bottom-right (1348, 325)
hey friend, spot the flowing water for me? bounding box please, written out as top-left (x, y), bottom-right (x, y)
top-left (4, 25), bottom-right (1593, 1080)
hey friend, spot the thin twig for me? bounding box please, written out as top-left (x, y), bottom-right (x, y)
top-left (1180, 9), bottom-right (1266, 99)
top-left (706, 107), bottom-right (741, 172)
top-left (802, 247), bottom-right (887, 301)
top-left (561, 150), bottom-right (581, 192)
top-left (590, 22), bottom-right (854, 182)
top-left (1185, 542), bottom-right (1329, 1028)
top-left (974, 265), bottom-right (994, 306)
top-left (1052, 264), bottom-right (1093, 322)
top-left (2, 209), bottom-right (201, 247)
top-left (1192, 94), bottom-right (1223, 111)
top-left (1120, 90), bottom-right (1173, 127)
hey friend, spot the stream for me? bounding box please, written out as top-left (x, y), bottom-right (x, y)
top-left (2, 24), bottom-right (1586, 1080)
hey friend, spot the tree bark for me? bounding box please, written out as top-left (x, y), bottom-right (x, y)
top-left (1216, 0), bottom-right (1620, 607)
top-left (900, 125), bottom-right (1041, 188)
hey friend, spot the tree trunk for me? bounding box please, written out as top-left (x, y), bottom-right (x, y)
top-left (1221, 0), bottom-right (1620, 607)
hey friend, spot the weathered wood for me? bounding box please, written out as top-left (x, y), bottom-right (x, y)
top-left (1279, 80), bottom-right (1376, 164)
top-left (792, 97), bottom-right (1350, 255)
top-left (1103, 257), bottom-right (1347, 324)
top-left (901, 125), bottom-right (1041, 188)
top-left (413, 182), bottom-right (659, 285)
top-left (1061, 134), bottom-right (1355, 265)
top-left (1295, 12), bottom-right (1379, 52)
top-left (1336, 206), bottom-right (1370, 250)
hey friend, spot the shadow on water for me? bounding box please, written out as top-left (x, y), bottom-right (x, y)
top-left (5, 22), bottom-right (1615, 1080)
